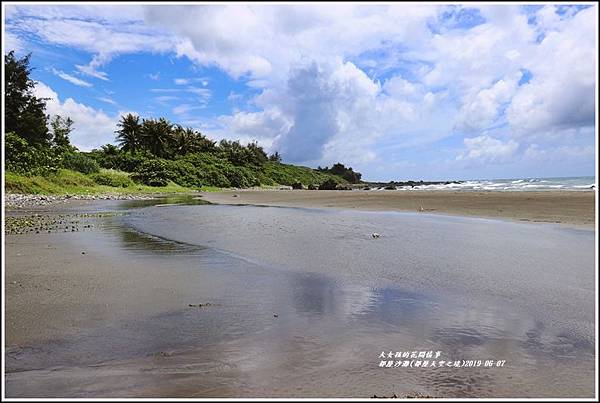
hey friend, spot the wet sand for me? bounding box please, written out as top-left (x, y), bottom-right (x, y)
top-left (4, 198), bottom-right (597, 398)
top-left (200, 190), bottom-right (596, 229)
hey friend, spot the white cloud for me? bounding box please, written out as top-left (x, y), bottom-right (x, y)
top-left (4, 31), bottom-right (23, 53)
top-left (51, 68), bottom-right (93, 87)
top-left (457, 135), bottom-right (519, 165)
top-left (172, 103), bottom-right (206, 116)
top-left (227, 91), bottom-right (243, 102)
top-left (185, 86), bottom-right (211, 101)
top-left (96, 97), bottom-right (117, 106)
top-left (8, 5), bottom-right (175, 80)
top-left (216, 108), bottom-right (291, 150)
top-left (507, 6), bottom-right (597, 137)
top-left (175, 77), bottom-right (210, 86)
top-left (154, 95), bottom-right (179, 104)
top-left (524, 142), bottom-right (595, 162)
top-left (33, 82), bottom-right (120, 150)
top-left (75, 55), bottom-right (110, 81)
top-left (455, 76), bottom-right (518, 132)
top-left (145, 4), bottom-right (440, 82)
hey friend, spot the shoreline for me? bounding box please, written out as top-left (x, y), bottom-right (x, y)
top-left (5, 189), bottom-right (596, 229)
top-left (199, 189), bottom-right (596, 229)
top-left (3, 192), bottom-right (188, 210)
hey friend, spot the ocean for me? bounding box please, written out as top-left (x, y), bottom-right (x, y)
top-left (387, 176), bottom-right (596, 191)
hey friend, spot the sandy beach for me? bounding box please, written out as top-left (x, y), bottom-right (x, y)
top-left (4, 194), bottom-right (596, 398)
top-left (200, 190), bottom-right (596, 229)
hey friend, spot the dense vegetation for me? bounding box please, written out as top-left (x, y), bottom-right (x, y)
top-left (317, 163), bottom-right (362, 184)
top-left (4, 51), bottom-right (360, 194)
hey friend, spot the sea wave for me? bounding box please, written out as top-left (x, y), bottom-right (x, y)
top-left (371, 177), bottom-right (595, 191)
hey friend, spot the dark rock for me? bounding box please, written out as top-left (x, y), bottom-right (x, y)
top-left (318, 179), bottom-right (338, 190)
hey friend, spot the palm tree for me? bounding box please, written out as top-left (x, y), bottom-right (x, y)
top-left (115, 114), bottom-right (141, 153)
top-left (191, 130), bottom-right (216, 153)
top-left (172, 125), bottom-right (196, 155)
top-left (100, 143), bottom-right (120, 156)
top-left (141, 117), bottom-right (174, 158)
top-left (172, 126), bottom-right (216, 155)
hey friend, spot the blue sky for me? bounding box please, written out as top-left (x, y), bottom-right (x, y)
top-left (3, 3), bottom-right (597, 181)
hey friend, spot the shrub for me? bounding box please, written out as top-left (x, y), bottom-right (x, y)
top-left (114, 152), bottom-right (149, 172)
top-left (132, 159), bottom-right (173, 186)
top-left (177, 152), bottom-right (232, 187)
top-left (202, 169), bottom-right (231, 188)
top-left (222, 165), bottom-right (259, 188)
top-left (5, 132), bottom-right (61, 175)
top-left (256, 172), bottom-right (276, 186)
top-left (61, 152), bottom-right (100, 174)
top-left (164, 160), bottom-right (205, 188)
top-left (90, 170), bottom-right (134, 187)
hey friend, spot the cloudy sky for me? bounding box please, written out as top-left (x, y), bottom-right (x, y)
top-left (3, 3), bottom-right (597, 181)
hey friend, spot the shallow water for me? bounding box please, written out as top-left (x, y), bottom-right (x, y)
top-left (5, 201), bottom-right (596, 397)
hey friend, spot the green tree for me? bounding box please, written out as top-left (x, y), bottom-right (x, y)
top-left (324, 162), bottom-right (362, 183)
top-left (50, 115), bottom-right (74, 148)
top-left (4, 51), bottom-right (50, 144)
top-left (5, 132), bottom-right (60, 175)
top-left (115, 113), bottom-right (142, 153)
top-left (172, 126), bottom-right (217, 155)
top-left (247, 141), bottom-right (268, 165)
top-left (172, 125), bottom-right (196, 155)
top-left (269, 151), bottom-right (282, 162)
top-left (100, 143), bottom-right (120, 156)
top-left (140, 117), bottom-right (174, 158)
top-left (190, 131), bottom-right (217, 153)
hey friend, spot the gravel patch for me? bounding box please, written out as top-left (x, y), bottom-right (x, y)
top-left (5, 193), bottom-right (155, 209)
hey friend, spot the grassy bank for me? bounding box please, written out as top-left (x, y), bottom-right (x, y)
top-left (261, 161), bottom-right (342, 187)
top-left (4, 169), bottom-right (199, 195)
top-left (5, 161), bottom-right (348, 196)
top-left (4, 163), bottom-right (345, 196)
